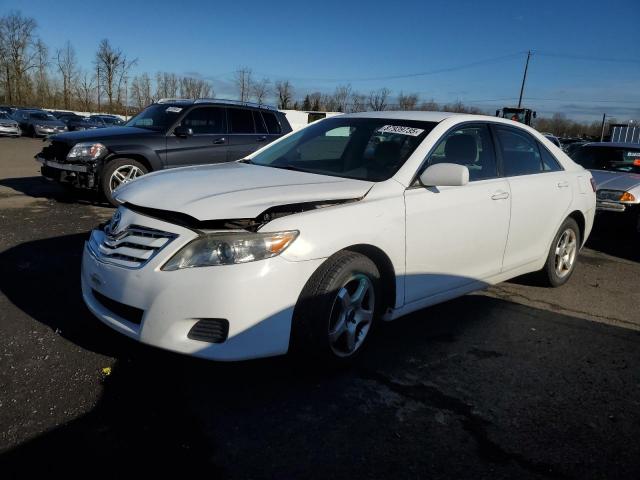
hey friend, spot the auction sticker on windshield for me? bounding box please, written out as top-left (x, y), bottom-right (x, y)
top-left (165, 107), bottom-right (182, 113)
top-left (377, 125), bottom-right (424, 136)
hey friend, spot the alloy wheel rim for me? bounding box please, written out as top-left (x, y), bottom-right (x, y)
top-left (328, 273), bottom-right (375, 357)
top-left (109, 165), bottom-right (144, 192)
top-left (554, 228), bottom-right (577, 278)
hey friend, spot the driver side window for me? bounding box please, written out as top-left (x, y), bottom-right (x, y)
top-left (425, 124), bottom-right (498, 181)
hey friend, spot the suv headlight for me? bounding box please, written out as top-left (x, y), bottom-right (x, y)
top-left (162, 230), bottom-right (299, 271)
top-left (67, 142), bottom-right (107, 161)
top-left (597, 189), bottom-right (636, 202)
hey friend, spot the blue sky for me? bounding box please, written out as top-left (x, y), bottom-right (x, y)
top-left (2, 0), bottom-right (639, 121)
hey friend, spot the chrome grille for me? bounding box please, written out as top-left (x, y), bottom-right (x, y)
top-left (87, 224), bottom-right (177, 269)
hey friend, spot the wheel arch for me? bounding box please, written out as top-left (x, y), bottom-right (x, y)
top-left (104, 153), bottom-right (153, 172)
top-left (567, 210), bottom-right (586, 246)
top-left (343, 244), bottom-right (397, 313)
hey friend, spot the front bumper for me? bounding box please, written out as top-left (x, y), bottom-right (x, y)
top-left (80, 210), bottom-right (323, 361)
top-left (595, 202), bottom-right (640, 232)
top-left (37, 155), bottom-right (98, 189)
top-left (34, 126), bottom-right (66, 136)
top-left (0, 125), bottom-right (20, 136)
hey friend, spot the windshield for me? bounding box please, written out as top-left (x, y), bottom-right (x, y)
top-left (571, 145), bottom-right (640, 174)
top-left (249, 117), bottom-right (437, 182)
top-left (125, 104), bottom-right (182, 130)
top-left (30, 112), bottom-right (56, 121)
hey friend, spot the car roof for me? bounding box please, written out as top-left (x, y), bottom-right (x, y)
top-left (155, 98), bottom-right (279, 111)
top-left (342, 110), bottom-right (459, 122)
top-left (582, 142), bottom-right (640, 148)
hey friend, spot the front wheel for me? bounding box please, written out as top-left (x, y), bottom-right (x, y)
top-left (100, 158), bottom-right (148, 206)
top-left (538, 217), bottom-right (581, 287)
top-left (290, 251), bottom-right (381, 364)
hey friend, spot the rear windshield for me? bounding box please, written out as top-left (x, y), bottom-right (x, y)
top-left (571, 145), bottom-right (640, 174)
top-left (250, 117), bottom-right (437, 182)
top-left (125, 104), bottom-right (182, 130)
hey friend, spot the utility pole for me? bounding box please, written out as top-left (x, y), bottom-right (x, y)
top-left (600, 113), bottom-right (606, 142)
top-left (517, 50), bottom-right (532, 108)
top-left (124, 76), bottom-right (128, 121)
top-left (96, 65), bottom-right (101, 113)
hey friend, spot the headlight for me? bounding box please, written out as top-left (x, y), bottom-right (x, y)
top-left (597, 189), bottom-right (636, 202)
top-left (66, 142), bottom-right (107, 161)
top-left (162, 230), bottom-right (299, 271)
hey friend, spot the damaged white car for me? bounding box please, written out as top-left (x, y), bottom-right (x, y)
top-left (82, 112), bottom-right (596, 362)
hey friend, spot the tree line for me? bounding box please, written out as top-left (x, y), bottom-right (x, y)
top-left (0, 11), bottom-right (611, 137)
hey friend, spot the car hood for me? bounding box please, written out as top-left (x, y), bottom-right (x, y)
top-left (591, 170), bottom-right (640, 193)
top-left (51, 126), bottom-right (154, 143)
top-left (114, 162), bottom-right (374, 220)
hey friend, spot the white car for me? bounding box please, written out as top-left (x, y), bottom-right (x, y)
top-left (81, 112), bottom-right (596, 362)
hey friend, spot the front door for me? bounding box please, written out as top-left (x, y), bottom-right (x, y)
top-left (404, 123), bottom-right (511, 303)
top-left (165, 106), bottom-right (228, 167)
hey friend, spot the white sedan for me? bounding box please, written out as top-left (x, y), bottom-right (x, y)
top-left (81, 111), bottom-right (596, 362)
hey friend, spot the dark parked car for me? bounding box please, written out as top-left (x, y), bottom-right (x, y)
top-left (37, 99), bottom-right (292, 205)
top-left (0, 111), bottom-right (21, 137)
top-left (57, 113), bottom-right (100, 131)
top-left (90, 114), bottom-right (125, 127)
top-left (13, 109), bottom-right (68, 137)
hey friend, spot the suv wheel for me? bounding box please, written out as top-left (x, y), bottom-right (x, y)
top-left (101, 158), bottom-right (148, 206)
top-left (290, 251), bottom-right (381, 364)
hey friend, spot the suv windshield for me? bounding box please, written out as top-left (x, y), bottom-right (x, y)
top-left (250, 117), bottom-right (436, 182)
top-left (125, 104), bottom-right (183, 131)
top-left (572, 145), bottom-right (640, 174)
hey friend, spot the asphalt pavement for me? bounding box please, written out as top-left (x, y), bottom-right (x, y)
top-left (1, 137), bottom-right (639, 479)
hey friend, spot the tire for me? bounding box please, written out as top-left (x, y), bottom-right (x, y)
top-left (538, 217), bottom-right (581, 287)
top-left (100, 158), bottom-right (148, 206)
top-left (290, 251), bottom-right (381, 365)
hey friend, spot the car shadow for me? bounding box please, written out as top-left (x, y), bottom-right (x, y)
top-left (0, 176), bottom-right (108, 206)
top-left (2, 233), bottom-right (640, 478)
top-left (585, 221), bottom-right (640, 263)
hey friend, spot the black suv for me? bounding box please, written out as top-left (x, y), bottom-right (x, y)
top-left (37, 99), bottom-right (292, 205)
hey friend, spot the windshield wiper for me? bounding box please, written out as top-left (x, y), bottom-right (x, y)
top-left (272, 164), bottom-right (314, 173)
top-left (237, 158), bottom-right (253, 164)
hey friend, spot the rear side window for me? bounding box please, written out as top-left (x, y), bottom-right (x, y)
top-left (228, 108), bottom-right (255, 134)
top-left (538, 142), bottom-right (563, 171)
top-left (496, 127), bottom-right (544, 176)
top-left (180, 107), bottom-right (226, 134)
top-left (253, 111), bottom-right (267, 134)
top-left (262, 112), bottom-right (282, 134)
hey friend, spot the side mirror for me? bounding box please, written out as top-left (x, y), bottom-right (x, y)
top-left (174, 125), bottom-right (193, 137)
top-left (420, 163), bottom-right (469, 187)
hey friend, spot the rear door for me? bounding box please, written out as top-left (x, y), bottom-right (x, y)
top-left (226, 107), bottom-right (270, 160)
top-left (164, 106), bottom-right (228, 167)
top-left (493, 125), bottom-right (572, 271)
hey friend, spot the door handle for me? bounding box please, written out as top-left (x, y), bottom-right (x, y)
top-left (491, 191), bottom-right (510, 200)
top-left (256, 136), bottom-right (267, 142)
top-left (212, 137), bottom-right (226, 145)
top-left (557, 181), bottom-right (570, 188)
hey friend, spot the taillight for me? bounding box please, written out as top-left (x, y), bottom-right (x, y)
top-left (633, 159), bottom-right (640, 167)
top-left (589, 177), bottom-right (597, 193)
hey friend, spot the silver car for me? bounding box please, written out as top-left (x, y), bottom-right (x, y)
top-left (0, 112), bottom-right (20, 137)
top-left (570, 142), bottom-right (640, 231)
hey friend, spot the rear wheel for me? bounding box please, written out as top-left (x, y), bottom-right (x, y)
top-left (100, 158), bottom-right (148, 206)
top-left (290, 251), bottom-right (381, 364)
top-left (538, 217), bottom-right (580, 287)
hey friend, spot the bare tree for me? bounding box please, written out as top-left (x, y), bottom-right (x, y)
top-left (130, 72), bottom-right (154, 109)
top-left (0, 11), bottom-right (38, 104)
top-left (75, 70), bottom-right (95, 112)
top-left (419, 99), bottom-right (440, 111)
top-left (155, 71), bottom-right (179, 98)
top-left (56, 41), bottom-right (77, 109)
top-left (234, 67), bottom-right (253, 102)
top-left (397, 91), bottom-right (419, 110)
top-left (95, 39), bottom-right (135, 111)
top-left (252, 77), bottom-right (270, 104)
top-left (332, 84), bottom-right (352, 112)
top-left (368, 87), bottom-right (390, 111)
top-left (33, 38), bottom-right (49, 106)
top-left (179, 76), bottom-right (212, 99)
top-left (275, 80), bottom-right (294, 109)
top-left (349, 92), bottom-right (367, 112)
